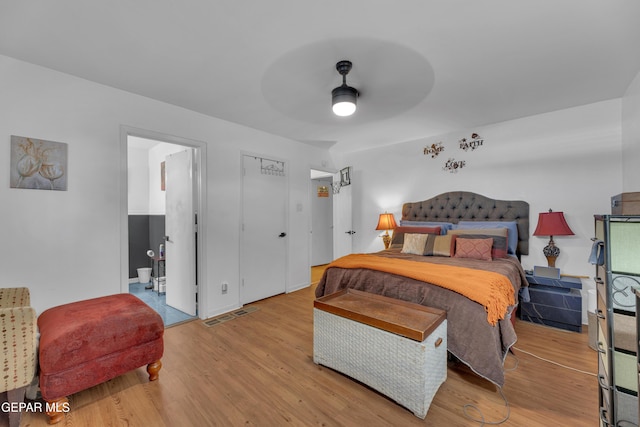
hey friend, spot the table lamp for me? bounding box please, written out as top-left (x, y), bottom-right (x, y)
top-left (533, 209), bottom-right (574, 267)
top-left (376, 213), bottom-right (397, 249)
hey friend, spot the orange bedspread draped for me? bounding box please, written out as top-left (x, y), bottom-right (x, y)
top-left (327, 254), bottom-right (515, 326)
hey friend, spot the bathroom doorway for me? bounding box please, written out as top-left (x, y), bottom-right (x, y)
top-left (122, 129), bottom-right (205, 325)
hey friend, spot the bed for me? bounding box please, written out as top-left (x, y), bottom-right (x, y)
top-left (315, 191), bottom-right (529, 388)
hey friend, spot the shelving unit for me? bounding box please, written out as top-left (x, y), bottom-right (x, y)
top-left (595, 215), bottom-right (640, 426)
top-left (636, 288), bottom-right (640, 423)
top-left (151, 255), bottom-right (166, 295)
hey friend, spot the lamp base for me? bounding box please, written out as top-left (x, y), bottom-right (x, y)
top-left (545, 255), bottom-right (557, 268)
top-left (543, 239), bottom-right (560, 267)
top-left (381, 232), bottom-right (391, 250)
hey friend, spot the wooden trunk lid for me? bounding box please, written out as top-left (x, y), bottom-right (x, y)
top-left (314, 289), bottom-right (446, 342)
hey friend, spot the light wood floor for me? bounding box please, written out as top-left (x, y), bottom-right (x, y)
top-left (12, 266), bottom-right (597, 426)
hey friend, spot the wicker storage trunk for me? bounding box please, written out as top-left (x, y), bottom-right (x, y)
top-left (313, 290), bottom-right (447, 419)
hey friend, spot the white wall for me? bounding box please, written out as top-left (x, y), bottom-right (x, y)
top-left (0, 54), bottom-right (336, 318)
top-left (622, 70), bottom-right (640, 191)
top-left (148, 143), bottom-right (188, 215)
top-left (128, 139), bottom-right (188, 215)
top-left (340, 99), bottom-right (623, 323)
top-left (127, 145), bottom-right (151, 214)
top-left (1, 51), bottom-right (633, 324)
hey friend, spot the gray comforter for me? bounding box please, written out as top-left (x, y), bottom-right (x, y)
top-left (314, 249), bottom-right (528, 388)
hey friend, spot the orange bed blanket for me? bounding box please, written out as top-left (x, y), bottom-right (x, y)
top-left (327, 254), bottom-right (515, 326)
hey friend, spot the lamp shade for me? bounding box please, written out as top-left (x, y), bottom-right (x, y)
top-left (375, 213), bottom-right (397, 231)
top-left (533, 211), bottom-right (574, 237)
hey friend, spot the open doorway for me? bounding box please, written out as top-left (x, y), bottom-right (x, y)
top-left (309, 166), bottom-right (353, 286)
top-left (310, 169), bottom-right (334, 267)
top-left (122, 129), bottom-right (206, 326)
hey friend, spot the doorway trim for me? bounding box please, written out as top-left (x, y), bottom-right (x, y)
top-left (119, 125), bottom-right (208, 319)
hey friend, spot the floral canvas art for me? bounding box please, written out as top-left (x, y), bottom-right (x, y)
top-left (10, 136), bottom-right (68, 191)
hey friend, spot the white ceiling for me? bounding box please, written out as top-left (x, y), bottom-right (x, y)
top-left (1, 1), bottom-right (639, 154)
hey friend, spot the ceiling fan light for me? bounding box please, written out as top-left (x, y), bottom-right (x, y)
top-left (332, 85), bottom-right (358, 116)
top-left (333, 101), bottom-right (356, 117)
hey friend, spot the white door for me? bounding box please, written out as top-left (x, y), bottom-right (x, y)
top-left (165, 149), bottom-right (197, 316)
top-left (333, 170), bottom-right (353, 259)
top-left (311, 177), bottom-right (333, 266)
top-left (241, 155), bottom-right (287, 304)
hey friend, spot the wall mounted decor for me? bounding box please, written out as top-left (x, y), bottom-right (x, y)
top-left (332, 166), bottom-right (352, 194)
top-left (340, 167), bottom-right (351, 186)
top-left (259, 157), bottom-right (285, 176)
top-left (423, 142), bottom-right (444, 158)
top-left (459, 133), bottom-right (484, 151)
top-left (161, 161), bottom-right (166, 191)
top-left (10, 135), bottom-right (68, 191)
top-left (443, 158), bottom-right (466, 173)
top-left (317, 185), bottom-right (329, 198)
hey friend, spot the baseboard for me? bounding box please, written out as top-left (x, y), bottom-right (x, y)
top-left (204, 304), bottom-right (242, 320)
top-left (287, 282), bottom-right (310, 293)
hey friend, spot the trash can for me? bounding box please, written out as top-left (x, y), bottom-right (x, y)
top-left (137, 267), bottom-right (152, 284)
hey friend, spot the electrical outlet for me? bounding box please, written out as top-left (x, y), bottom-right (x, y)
top-left (221, 282), bottom-right (228, 294)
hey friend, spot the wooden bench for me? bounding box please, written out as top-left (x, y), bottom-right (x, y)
top-left (313, 289), bottom-right (447, 419)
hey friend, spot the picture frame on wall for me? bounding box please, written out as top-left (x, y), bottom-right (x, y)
top-left (340, 167), bottom-right (351, 186)
top-left (10, 135), bottom-right (68, 191)
top-left (161, 161), bottom-right (166, 191)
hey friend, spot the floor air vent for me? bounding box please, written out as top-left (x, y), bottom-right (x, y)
top-left (203, 306), bottom-right (259, 327)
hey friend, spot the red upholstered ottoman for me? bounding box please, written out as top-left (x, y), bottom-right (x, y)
top-left (38, 293), bottom-right (164, 424)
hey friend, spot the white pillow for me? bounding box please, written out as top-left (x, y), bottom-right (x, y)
top-left (401, 233), bottom-right (428, 255)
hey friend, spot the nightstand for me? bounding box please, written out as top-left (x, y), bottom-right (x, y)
top-left (519, 274), bottom-right (582, 332)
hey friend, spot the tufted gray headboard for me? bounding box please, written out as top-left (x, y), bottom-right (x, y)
top-left (401, 191), bottom-right (530, 256)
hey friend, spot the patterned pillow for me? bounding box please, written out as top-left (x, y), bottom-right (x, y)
top-left (454, 238), bottom-right (493, 261)
top-left (401, 233), bottom-right (429, 255)
top-left (391, 226), bottom-right (441, 247)
top-left (457, 221), bottom-right (519, 255)
top-left (448, 228), bottom-right (509, 258)
top-left (423, 234), bottom-right (457, 257)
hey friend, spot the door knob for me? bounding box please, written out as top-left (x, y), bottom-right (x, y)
top-left (278, 232), bottom-right (287, 238)
top-left (345, 230), bottom-right (356, 235)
